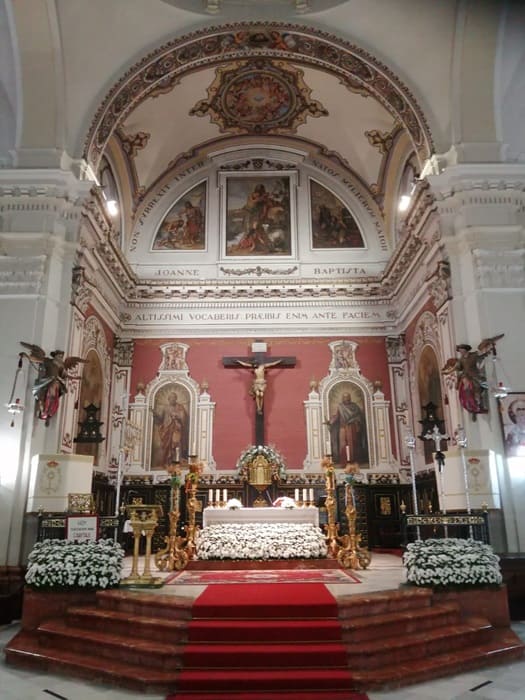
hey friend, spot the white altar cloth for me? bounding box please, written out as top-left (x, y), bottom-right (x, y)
top-left (203, 506), bottom-right (319, 528)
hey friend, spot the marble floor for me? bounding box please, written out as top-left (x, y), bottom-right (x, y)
top-left (1, 553), bottom-right (524, 700)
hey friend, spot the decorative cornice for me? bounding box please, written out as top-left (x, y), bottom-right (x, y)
top-left (219, 265), bottom-right (298, 276)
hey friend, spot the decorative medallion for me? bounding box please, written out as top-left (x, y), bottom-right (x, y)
top-left (190, 59), bottom-right (328, 135)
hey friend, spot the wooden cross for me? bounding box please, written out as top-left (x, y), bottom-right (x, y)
top-left (223, 341), bottom-right (296, 445)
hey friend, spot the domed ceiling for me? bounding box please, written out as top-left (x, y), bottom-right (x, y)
top-left (86, 22), bottom-right (431, 264)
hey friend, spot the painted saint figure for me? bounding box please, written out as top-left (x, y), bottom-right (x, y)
top-left (504, 399), bottom-right (525, 457)
top-left (235, 359), bottom-right (282, 413)
top-left (328, 391), bottom-right (368, 465)
top-left (153, 391), bottom-right (189, 466)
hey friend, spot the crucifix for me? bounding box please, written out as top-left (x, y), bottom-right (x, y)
top-left (223, 340), bottom-right (296, 445)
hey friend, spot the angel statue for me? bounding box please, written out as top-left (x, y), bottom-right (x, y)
top-left (19, 342), bottom-right (87, 426)
top-left (441, 334), bottom-right (504, 420)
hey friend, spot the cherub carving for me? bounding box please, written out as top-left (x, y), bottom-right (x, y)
top-left (20, 342), bottom-right (87, 425)
top-left (441, 334), bottom-right (504, 419)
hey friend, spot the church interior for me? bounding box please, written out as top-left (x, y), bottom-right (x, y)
top-left (1, 1), bottom-right (525, 698)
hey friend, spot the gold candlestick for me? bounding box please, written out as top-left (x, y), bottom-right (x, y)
top-left (321, 457), bottom-right (371, 570)
top-left (155, 481), bottom-right (189, 572)
top-left (322, 456), bottom-right (340, 558)
top-left (337, 483), bottom-right (371, 570)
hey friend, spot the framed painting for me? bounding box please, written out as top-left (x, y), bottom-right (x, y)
top-left (309, 179), bottom-right (364, 249)
top-left (222, 173), bottom-right (294, 257)
top-left (498, 392), bottom-right (525, 458)
top-left (374, 494), bottom-right (394, 517)
top-left (150, 383), bottom-right (191, 469)
top-left (327, 381), bottom-right (369, 467)
top-left (152, 181), bottom-right (206, 251)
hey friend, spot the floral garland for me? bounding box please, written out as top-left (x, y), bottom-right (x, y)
top-left (403, 538), bottom-right (502, 589)
top-left (236, 444), bottom-right (287, 481)
top-left (25, 539), bottom-right (124, 590)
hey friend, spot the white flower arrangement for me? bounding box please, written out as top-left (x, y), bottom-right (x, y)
top-left (273, 496), bottom-right (296, 509)
top-left (226, 498), bottom-right (243, 510)
top-left (25, 539), bottom-right (125, 590)
top-left (196, 523), bottom-right (327, 560)
top-left (236, 444), bottom-right (287, 481)
top-left (403, 538), bottom-right (502, 589)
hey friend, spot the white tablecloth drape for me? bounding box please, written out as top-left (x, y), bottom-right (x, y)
top-left (203, 506), bottom-right (319, 527)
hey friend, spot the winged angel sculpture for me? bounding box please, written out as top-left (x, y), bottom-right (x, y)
top-left (19, 342), bottom-right (87, 426)
top-left (441, 334), bottom-right (504, 420)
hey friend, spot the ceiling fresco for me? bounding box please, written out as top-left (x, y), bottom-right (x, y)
top-left (190, 59), bottom-right (328, 135)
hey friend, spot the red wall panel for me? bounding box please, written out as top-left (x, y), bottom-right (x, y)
top-left (131, 336), bottom-right (391, 470)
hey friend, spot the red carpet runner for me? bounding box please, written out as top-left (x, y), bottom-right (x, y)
top-left (168, 583), bottom-right (368, 700)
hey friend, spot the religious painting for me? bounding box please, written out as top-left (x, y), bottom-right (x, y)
top-left (224, 174), bottom-right (292, 256)
top-left (310, 179), bottom-right (364, 249)
top-left (417, 345), bottom-right (445, 464)
top-left (375, 494), bottom-right (394, 517)
top-left (327, 382), bottom-right (369, 467)
top-left (498, 392), bottom-right (525, 458)
top-left (150, 383), bottom-right (191, 469)
top-left (152, 181), bottom-right (206, 251)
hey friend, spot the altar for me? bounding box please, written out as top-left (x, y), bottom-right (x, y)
top-left (202, 506), bottom-right (319, 527)
top-left (197, 507), bottom-right (326, 560)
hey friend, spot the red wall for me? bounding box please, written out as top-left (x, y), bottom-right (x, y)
top-left (131, 336), bottom-right (391, 470)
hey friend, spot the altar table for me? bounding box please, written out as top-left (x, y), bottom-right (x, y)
top-left (203, 506), bottom-right (319, 528)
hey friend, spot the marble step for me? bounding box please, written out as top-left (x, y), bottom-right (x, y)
top-left (4, 630), bottom-right (179, 693)
top-left (350, 628), bottom-right (525, 690)
top-left (37, 618), bottom-right (184, 670)
top-left (340, 601), bottom-right (461, 642)
top-left (67, 605), bottom-right (190, 643)
top-left (346, 616), bottom-right (493, 669)
top-left (338, 587), bottom-right (433, 620)
top-left (96, 588), bottom-right (193, 620)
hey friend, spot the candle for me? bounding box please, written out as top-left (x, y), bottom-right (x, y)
top-left (223, 489), bottom-right (228, 503)
top-left (309, 488), bottom-right (314, 503)
top-left (175, 446), bottom-right (180, 462)
top-left (294, 488), bottom-right (299, 502)
top-left (326, 440), bottom-right (331, 456)
top-left (208, 489), bottom-right (213, 503)
top-left (302, 488), bottom-right (307, 502)
top-left (345, 445), bottom-right (350, 462)
top-left (215, 489), bottom-right (220, 503)
top-left (192, 443), bottom-right (196, 456)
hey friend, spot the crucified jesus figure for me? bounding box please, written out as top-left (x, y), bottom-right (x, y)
top-left (235, 359), bottom-right (282, 414)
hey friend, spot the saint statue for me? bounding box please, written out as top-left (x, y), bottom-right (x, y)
top-left (19, 342), bottom-right (87, 426)
top-left (441, 334), bottom-right (504, 419)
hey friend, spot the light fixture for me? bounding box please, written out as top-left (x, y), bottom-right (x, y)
top-left (105, 199), bottom-right (119, 217)
top-left (398, 181), bottom-right (417, 212)
top-left (6, 355), bottom-right (25, 427)
top-left (489, 347), bottom-right (511, 399)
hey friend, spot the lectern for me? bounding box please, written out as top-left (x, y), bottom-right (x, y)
top-left (120, 502), bottom-right (164, 587)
